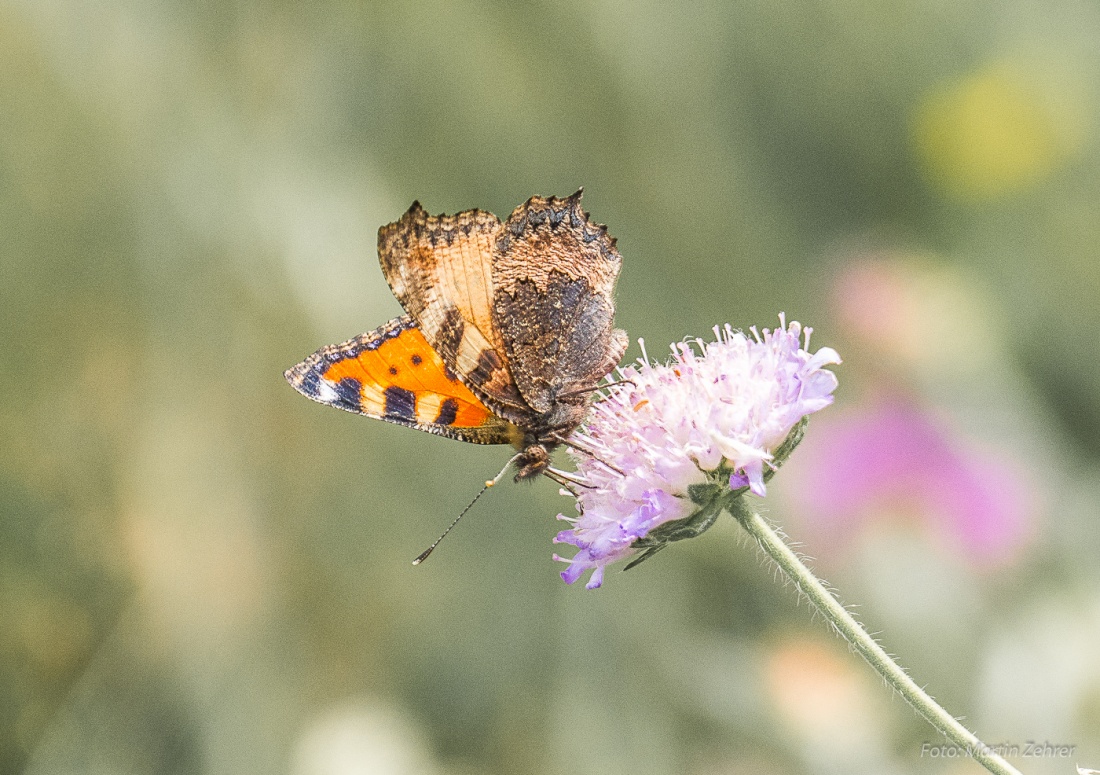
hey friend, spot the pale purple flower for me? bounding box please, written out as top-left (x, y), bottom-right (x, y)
top-left (553, 316), bottom-right (841, 588)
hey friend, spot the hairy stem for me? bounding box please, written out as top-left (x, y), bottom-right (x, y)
top-left (728, 498), bottom-right (1022, 775)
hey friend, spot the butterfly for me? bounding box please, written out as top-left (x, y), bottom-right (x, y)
top-left (284, 190), bottom-right (628, 483)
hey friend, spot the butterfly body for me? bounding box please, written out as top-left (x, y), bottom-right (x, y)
top-left (286, 190), bottom-right (626, 481)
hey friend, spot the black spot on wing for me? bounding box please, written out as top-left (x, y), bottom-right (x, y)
top-left (411, 354), bottom-right (423, 366)
top-left (334, 378), bottom-right (362, 411)
top-left (384, 386), bottom-right (416, 421)
top-left (434, 307), bottom-right (465, 364)
top-left (435, 398), bottom-right (459, 425)
top-left (471, 348), bottom-right (503, 383)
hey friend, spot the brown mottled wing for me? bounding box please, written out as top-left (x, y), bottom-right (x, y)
top-left (491, 190), bottom-right (628, 414)
top-left (377, 203), bottom-right (531, 421)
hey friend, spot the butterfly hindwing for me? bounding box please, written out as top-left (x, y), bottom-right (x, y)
top-left (284, 316), bottom-right (519, 445)
top-left (492, 191), bottom-right (629, 413)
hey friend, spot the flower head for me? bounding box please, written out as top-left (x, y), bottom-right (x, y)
top-left (553, 316), bottom-right (841, 588)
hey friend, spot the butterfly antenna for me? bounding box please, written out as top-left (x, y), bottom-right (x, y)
top-left (411, 454), bottom-right (520, 565)
top-left (558, 378), bottom-right (636, 401)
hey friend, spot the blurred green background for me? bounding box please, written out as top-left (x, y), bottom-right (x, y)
top-left (3, 0), bottom-right (1100, 773)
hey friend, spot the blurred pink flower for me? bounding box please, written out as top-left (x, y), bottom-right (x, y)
top-left (784, 397), bottom-right (1033, 567)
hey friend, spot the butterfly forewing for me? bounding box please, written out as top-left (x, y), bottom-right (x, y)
top-left (377, 204), bottom-right (530, 421)
top-left (284, 316), bottom-right (518, 444)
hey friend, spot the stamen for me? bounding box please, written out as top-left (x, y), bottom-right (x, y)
top-left (551, 433), bottom-right (628, 477)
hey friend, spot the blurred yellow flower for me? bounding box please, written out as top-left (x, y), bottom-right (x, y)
top-left (913, 62), bottom-right (1086, 200)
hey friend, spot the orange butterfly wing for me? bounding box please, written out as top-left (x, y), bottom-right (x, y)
top-left (284, 316), bottom-right (521, 445)
top-left (377, 202), bottom-right (531, 422)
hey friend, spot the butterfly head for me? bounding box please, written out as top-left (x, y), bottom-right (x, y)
top-left (514, 443), bottom-right (552, 481)
top-left (511, 390), bottom-right (598, 480)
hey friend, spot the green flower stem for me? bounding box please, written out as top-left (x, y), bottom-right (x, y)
top-left (728, 497), bottom-right (1022, 775)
